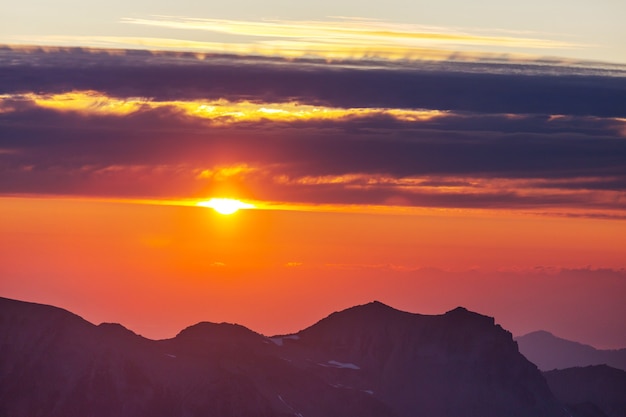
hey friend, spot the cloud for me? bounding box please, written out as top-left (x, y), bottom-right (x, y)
top-left (1, 47), bottom-right (625, 117)
top-left (120, 16), bottom-right (580, 49)
top-left (0, 47), bottom-right (625, 216)
top-left (8, 17), bottom-right (584, 66)
top-left (1, 91), bottom-right (445, 125)
top-left (1, 103), bottom-right (625, 213)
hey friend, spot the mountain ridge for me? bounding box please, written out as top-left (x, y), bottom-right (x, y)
top-left (516, 330), bottom-right (626, 371)
top-left (0, 296), bottom-right (569, 417)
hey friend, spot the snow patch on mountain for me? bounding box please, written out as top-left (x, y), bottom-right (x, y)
top-left (320, 360), bottom-right (360, 370)
top-left (270, 335), bottom-right (300, 346)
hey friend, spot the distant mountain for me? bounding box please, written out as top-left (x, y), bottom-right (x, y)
top-left (515, 331), bottom-right (626, 371)
top-left (0, 297), bottom-right (569, 417)
top-left (544, 365), bottom-right (626, 417)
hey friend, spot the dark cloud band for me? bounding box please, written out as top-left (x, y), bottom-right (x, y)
top-left (1, 47), bottom-right (626, 213)
top-left (1, 47), bottom-right (626, 117)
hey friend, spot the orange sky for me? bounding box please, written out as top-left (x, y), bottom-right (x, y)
top-left (1, 47), bottom-right (625, 350)
top-left (2, 196), bottom-right (625, 348)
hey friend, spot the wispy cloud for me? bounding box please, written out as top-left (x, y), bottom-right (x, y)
top-left (4, 34), bottom-right (578, 64)
top-left (5, 15), bottom-right (584, 64)
top-left (121, 16), bottom-right (581, 50)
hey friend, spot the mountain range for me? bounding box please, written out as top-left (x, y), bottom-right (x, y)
top-left (515, 331), bottom-right (626, 372)
top-left (0, 296), bottom-right (622, 417)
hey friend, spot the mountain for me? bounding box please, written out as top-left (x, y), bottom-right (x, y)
top-left (515, 331), bottom-right (626, 371)
top-left (291, 303), bottom-right (565, 417)
top-left (0, 297), bottom-right (569, 417)
top-left (544, 365), bottom-right (626, 417)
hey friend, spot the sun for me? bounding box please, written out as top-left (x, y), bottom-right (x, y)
top-left (197, 198), bottom-right (255, 215)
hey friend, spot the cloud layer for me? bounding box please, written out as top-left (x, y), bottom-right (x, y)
top-left (1, 47), bottom-right (625, 215)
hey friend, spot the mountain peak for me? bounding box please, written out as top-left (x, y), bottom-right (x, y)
top-left (97, 322), bottom-right (142, 339)
top-left (349, 300), bottom-right (403, 313)
top-left (519, 330), bottom-right (557, 339)
top-left (300, 300), bottom-right (414, 332)
top-left (442, 306), bottom-right (496, 328)
top-left (445, 306), bottom-right (470, 315)
top-left (175, 321), bottom-right (262, 342)
top-left (445, 306), bottom-right (479, 316)
top-left (365, 300), bottom-right (392, 307)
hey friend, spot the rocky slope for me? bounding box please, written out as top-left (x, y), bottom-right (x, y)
top-left (544, 365), bottom-right (626, 417)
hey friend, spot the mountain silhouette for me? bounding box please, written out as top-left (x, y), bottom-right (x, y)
top-left (516, 331), bottom-right (626, 371)
top-left (0, 297), bottom-right (570, 417)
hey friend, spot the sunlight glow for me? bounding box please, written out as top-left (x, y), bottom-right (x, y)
top-left (0, 91), bottom-right (445, 124)
top-left (197, 198), bottom-right (255, 215)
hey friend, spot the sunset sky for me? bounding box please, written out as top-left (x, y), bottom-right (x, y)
top-left (1, 1), bottom-right (625, 348)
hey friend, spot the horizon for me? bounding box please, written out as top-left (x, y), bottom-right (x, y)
top-left (3, 294), bottom-right (624, 351)
top-left (1, 1), bottom-right (625, 351)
